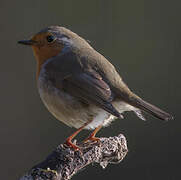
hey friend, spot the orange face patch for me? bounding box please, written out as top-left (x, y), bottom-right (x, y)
top-left (30, 32), bottom-right (64, 78)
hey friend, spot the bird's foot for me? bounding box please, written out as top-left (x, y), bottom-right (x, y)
top-left (65, 138), bottom-right (81, 151)
top-left (84, 136), bottom-right (100, 144)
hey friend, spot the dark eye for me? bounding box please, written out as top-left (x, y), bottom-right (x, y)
top-left (46, 35), bottom-right (55, 43)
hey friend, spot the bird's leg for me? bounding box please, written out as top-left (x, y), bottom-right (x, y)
top-left (65, 122), bottom-right (89, 151)
top-left (84, 125), bottom-right (102, 143)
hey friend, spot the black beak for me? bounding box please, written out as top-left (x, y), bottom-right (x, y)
top-left (18, 39), bottom-right (36, 46)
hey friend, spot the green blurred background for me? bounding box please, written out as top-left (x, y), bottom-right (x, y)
top-left (0, 0), bottom-right (180, 179)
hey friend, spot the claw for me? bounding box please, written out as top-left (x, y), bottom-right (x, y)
top-left (65, 138), bottom-right (80, 151)
top-left (84, 136), bottom-right (100, 143)
top-left (83, 125), bottom-right (102, 144)
top-left (64, 122), bottom-right (90, 151)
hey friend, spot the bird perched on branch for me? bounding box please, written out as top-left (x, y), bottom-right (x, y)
top-left (18, 26), bottom-right (173, 150)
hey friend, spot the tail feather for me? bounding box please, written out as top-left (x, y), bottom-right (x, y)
top-left (128, 95), bottom-right (174, 121)
top-left (134, 109), bottom-right (146, 121)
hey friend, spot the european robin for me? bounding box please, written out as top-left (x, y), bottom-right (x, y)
top-left (18, 26), bottom-right (173, 150)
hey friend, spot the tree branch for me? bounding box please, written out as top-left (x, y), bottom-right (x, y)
top-left (19, 134), bottom-right (128, 180)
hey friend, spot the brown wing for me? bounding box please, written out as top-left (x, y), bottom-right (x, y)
top-left (43, 51), bottom-right (121, 117)
top-left (61, 70), bottom-right (121, 118)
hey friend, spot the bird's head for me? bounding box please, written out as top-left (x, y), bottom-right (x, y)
top-left (18, 26), bottom-right (90, 66)
top-left (18, 26), bottom-right (91, 77)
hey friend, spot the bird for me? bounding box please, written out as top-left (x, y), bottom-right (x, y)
top-left (18, 26), bottom-right (173, 150)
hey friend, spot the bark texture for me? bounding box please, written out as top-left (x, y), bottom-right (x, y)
top-left (19, 134), bottom-right (128, 180)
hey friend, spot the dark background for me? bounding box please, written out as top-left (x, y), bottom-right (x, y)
top-left (0, 0), bottom-right (180, 179)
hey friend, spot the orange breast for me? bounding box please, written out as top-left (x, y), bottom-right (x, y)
top-left (32, 45), bottom-right (63, 79)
